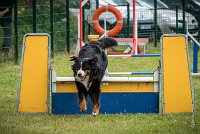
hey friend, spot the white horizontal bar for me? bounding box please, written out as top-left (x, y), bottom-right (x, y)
top-left (192, 73), bottom-right (200, 76)
top-left (57, 77), bottom-right (74, 81)
top-left (108, 72), bottom-right (132, 75)
top-left (56, 77), bottom-right (155, 82)
top-left (103, 77), bottom-right (154, 82)
top-left (108, 55), bottom-right (132, 57)
top-left (108, 72), bottom-right (154, 75)
top-left (107, 54), bottom-right (160, 57)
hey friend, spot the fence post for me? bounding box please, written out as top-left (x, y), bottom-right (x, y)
top-left (182, 0), bottom-right (186, 34)
top-left (66, 0), bottom-right (70, 53)
top-left (193, 42), bottom-right (199, 73)
top-left (176, 5), bottom-right (178, 34)
top-left (96, 0), bottom-right (99, 9)
top-left (32, 0), bottom-right (37, 33)
top-left (82, 5), bottom-right (85, 42)
top-left (50, 0), bottom-right (54, 57)
top-left (154, 0), bottom-right (157, 47)
top-left (14, 0), bottom-right (18, 63)
top-left (127, 2), bottom-right (130, 37)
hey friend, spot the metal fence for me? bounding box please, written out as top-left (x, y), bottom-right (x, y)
top-left (0, 0), bottom-right (198, 62)
top-left (0, 0), bottom-right (76, 62)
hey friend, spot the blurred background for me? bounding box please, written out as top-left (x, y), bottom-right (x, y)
top-left (0, 0), bottom-right (199, 62)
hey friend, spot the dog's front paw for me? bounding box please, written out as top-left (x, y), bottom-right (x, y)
top-left (92, 112), bottom-right (99, 116)
top-left (92, 104), bottom-right (100, 116)
top-left (80, 107), bottom-right (87, 112)
top-left (80, 99), bottom-right (87, 112)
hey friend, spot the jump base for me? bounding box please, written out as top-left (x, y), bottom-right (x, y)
top-left (52, 93), bottom-right (159, 114)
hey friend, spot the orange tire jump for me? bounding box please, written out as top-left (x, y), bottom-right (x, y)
top-left (92, 5), bottom-right (123, 37)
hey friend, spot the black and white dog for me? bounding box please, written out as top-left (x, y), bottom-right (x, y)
top-left (70, 37), bottom-right (117, 116)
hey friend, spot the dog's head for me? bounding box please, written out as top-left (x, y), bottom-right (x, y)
top-left (70, 56), bottom-right (99, 81)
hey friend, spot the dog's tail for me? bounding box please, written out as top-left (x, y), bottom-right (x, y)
top-left (97, 37), bottom-right (118, 49)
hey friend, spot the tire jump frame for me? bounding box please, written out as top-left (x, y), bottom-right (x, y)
top-left (16, 33), bottom-right (194, 114)
top-left (79, 0), bottom-right (139, 55)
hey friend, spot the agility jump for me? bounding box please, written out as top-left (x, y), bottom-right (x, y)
top-left (16, 0), bottom-right (195, 116)
top-left (16, 33), bottom-right (194, 114)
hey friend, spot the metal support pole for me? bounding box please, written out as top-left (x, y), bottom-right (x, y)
top-left (182, 0), bottom-right (186, 34)
top-left (198, 16), bottom-right (200, 42)
top-left (176, 5), bottom-right (178, 34)
top-left (14, 0), bottom-right (18, 63)
top-left (50, 0), bottom-right (54, 57)
top-left (79, 0), bottom-right (83, 49)
top-left (132, 0), bottom-right (135, 40)
top-left (127, 2), bottom-right (130, 37)
top-left (96, 0), bottom-right (99, 9)
top-left (83, 5), bottom-right (85, 42)
top-left (154, 0), bottom-right (157, 47)
top-left (132, 0), bottom-right (137, 54)
top-left (66, 0), bottom-right (70, 53)
top-left (193, 42), bottom-right (199, 73)
top-left (32, 0), bottom-right (37, 33)
top-left (88, 20), bottom-right (91, 35)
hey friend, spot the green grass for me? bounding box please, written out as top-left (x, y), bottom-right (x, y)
top-left (0, 45), bottom-right (200, 134)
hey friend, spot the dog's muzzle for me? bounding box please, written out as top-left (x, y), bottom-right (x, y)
top-left (77, 69), bottom-right (86, 81)
top-left (77, 73), bottom-right (86, 81)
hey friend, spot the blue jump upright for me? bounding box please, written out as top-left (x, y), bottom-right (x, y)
top-left (193, 42), bottom-right (199, 73)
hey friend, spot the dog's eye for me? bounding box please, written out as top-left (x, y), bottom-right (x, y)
top-left (82, 65), bottom-right (86, 69)
top-left (82, 66), bottom-right (86, 70)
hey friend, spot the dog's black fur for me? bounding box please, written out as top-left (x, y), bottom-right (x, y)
top-left (70, 37), bottom-right (117, 116)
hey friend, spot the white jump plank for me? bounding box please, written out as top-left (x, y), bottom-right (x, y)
top-left (56, 77), bottom-right (154, 82)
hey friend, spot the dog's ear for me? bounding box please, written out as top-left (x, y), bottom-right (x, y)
top-left (70, 55), bottom-right (78, 62)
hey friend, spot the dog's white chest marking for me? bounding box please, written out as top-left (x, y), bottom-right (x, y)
top-left (76, 76), bottom-right (90, 91)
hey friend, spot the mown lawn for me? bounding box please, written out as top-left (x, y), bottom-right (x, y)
top-left (0, 45), bottom-right (200, 134)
